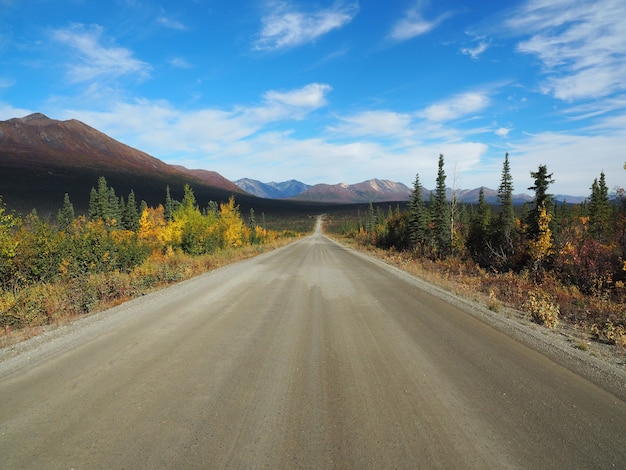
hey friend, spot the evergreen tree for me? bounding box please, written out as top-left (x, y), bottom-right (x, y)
top-left (248, 208), bottom-right (256, 229)
top-left (88, 187), bottom-right (99, 220)
top-left (108, 187), bottom-right (120, 224)
top-left (164, 185), bottom-right (175, 222)
top-left (497, 153), bottom-right (515, 235)
top-left (488, 153), bottom-right (518, 269)
top-left (88, 176), bottom-right (119, 226)
top-left (407, 173), bottom-right (428, 251)
top-left (466, 187), bottom-right (491, 265)
top-left (588, 171), bottom-right (611, 241)
top-left (123, 190), bottom-right (140, 232)
top-left (526, 165), bottom-right (555, 272)
top-left (57, 193), bottom-right (75, 231)
top-left (367, 202), bottom-right (376, 233)
top-left (526, 165), bottom-right (555, 240)
top-left (431, 154), bottom-right (451, 257)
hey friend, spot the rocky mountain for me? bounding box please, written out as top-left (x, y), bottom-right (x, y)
top-left (292, 179), bottom-right (412, 203)
top-left (234, 177), bottom-right (544, 205)
top-left (235, 178), bottom-right (311, 199)
top-left (0, 113), bottom-right (258, 215)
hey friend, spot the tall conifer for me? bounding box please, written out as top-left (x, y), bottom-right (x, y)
top-left (408, 173), bottom-right (428, 250)
top-left (431, 154), bottom-right (451, 256)
top-left (588, 171), bottom-right (610, 240)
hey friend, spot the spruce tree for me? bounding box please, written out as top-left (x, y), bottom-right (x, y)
top-left (487, 153), bottom-right (518, 269)
top-left (467, 187), bottom-right (491, 265)
top-left (108, 187), bottom-right (120, 224)
top-left (88, 187), bottom-right (99, 220)
top-left (57, 193), bottom-right (75, 231)
top-left (497, 153), bottom-right (515, 235)
top-left (165, 185), bottom-right (175, 222)
top-left (248, 208), bottom-right (256, 230)
top-left (123, 190), bottom-right (140, 232)
top-left (526, 164), bottom-right (555, 240)
top-left (588, 171), bottom-right (610, 241)
top-left (408, 172), bottom-right (428, 251)
top-left (431, 154), bottom-right (451, 257)
top-left (89, 176), bottom-right (117, 224)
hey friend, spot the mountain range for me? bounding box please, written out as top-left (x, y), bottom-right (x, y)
top-left (0, 113), bottom-right (585, 216)
top-left (235, 179), bottom-right (311, 199)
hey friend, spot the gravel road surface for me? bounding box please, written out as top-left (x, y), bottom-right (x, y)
top-left (1, 220), bottom-right (625, 468)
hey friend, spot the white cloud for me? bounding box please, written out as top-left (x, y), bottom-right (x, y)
top-left (330, 110), bottom-right (413, 137)
top-left (461, 41), bottom-right (488, 59)
top-left (508, 0), bottom-right (626, 101)
top-left (389, 1), bottom-right (452, 42)
top-left (157, 15), bottom-right (187, 31)
top-left (169, 57), bottom-right (192, 69)
top-left (421, 91), bottom-right (490, 122)
top-left (65, 83), bottom-right (332, 155)
top-left (263, 83), bottom-right (331, 108)
top-left (507, 126), bottom-right (626, 196)
top-left (254, 1), bottom-right (359, 51)
top-left (51, 24), bottom-right (151, 83)
top-left (495, 127), bottom-right (511, 137)
top-left (0, 102), bottom-right (32, 120)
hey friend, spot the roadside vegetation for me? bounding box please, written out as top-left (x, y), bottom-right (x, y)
top-left (326, 154), bottom-right (626, 353)
top-left (0, 177), bottom-right (310, 345)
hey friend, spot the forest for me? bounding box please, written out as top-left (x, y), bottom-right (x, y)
top-left (0, 177), bottom-right (303, 336)
top-left (328, 154), bottom-right (626, 350)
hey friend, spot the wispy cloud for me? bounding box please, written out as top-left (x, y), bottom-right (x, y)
top-left (66, 83), bottom-right (332, 154)
top-left (495, 126), bottom-right (511, 137)
top-left (254, 1), bottom-right (359, 51)
top-left (389, 0), bottom-right (452, 42)
top-left (263, 83), bottom-right (331, 108)
top-left (0, 77), bottom-right (15, 89)
top-left (329, 110), bottom-right (412, 138)
top-left (157, 15), bottom-right (187, 31)
top-left (169, 57), bottom-right (192, 69)
top-left (0, 102), bottom-right (32, 120)
top-left (461, 38), bottom-right (489, 59)
top-left (420, 91), bottom-right (490, 122)
top-left (507, 0), bottom-right (626, 101)
top-left (51, 23), bottom-right (151, 83)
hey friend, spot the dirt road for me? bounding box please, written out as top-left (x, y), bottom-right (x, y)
top-left (1, 221), bottom-right (625, 468)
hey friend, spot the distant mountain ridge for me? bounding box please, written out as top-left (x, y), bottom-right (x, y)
top-left (235, 178), bottom-right (311, 199)
top-left (292, 179), bottom-right (412, 203)
top-left (0, 113), bottom-right (587, 215)
top-left (234, 178), bottom-right (568, 205)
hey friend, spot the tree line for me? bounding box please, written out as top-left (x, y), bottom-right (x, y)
top-left (0, 177), bottom-right (292, 329)
top-left (348, 154), bottom-right (625, 297)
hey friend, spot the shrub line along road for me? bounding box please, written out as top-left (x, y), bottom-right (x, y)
top-left (1, 218), bottom-right (625, 468)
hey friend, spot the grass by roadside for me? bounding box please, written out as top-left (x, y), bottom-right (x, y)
top-left (0, 237), bottom-right (299, 349)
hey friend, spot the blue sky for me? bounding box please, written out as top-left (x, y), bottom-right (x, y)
top-left (1, 0), bottom-right (625, 196)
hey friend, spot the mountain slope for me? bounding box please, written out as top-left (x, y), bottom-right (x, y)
top-left (172, 166), bottom-right (244, 194)
top-left (0, 114), bottom-right (255, 215)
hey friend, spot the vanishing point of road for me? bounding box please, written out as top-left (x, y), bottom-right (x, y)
top-left (1, 219), bottom-right (625, 468)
